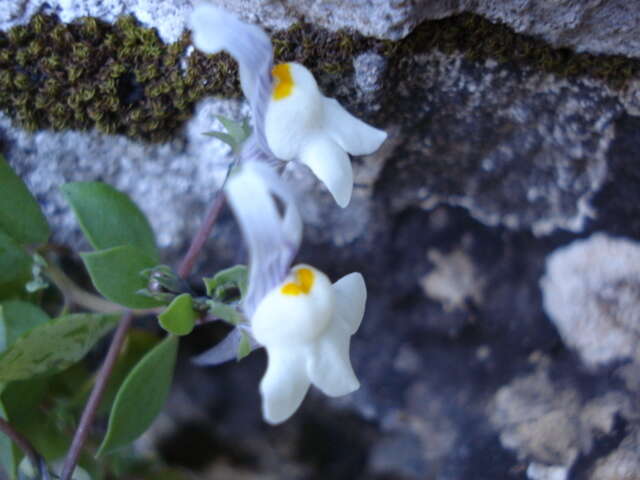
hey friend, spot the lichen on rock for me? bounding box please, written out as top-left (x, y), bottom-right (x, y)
top-left (541, 233), bottom-right (640, 369)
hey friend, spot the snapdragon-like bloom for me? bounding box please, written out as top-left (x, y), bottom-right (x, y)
top-left (189, 5), bottom-right (387, 207)
top-left (252, 264), bottom-right (366, 424)
top-left (201, 161), bottom-right (367, 424)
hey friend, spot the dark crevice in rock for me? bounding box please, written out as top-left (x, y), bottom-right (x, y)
top-left (590, 112), bottom-right (640, 240)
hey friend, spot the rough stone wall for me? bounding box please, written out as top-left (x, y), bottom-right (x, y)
top-left (4, 0), bottom-right (640, 57)
top-left (2, 1), bottom-right (640, 480)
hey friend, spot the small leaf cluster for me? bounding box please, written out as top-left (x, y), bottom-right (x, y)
top-left (0, 157), bottom-right (195, 478)
top-left (0, 149), bottom-right (262, 477)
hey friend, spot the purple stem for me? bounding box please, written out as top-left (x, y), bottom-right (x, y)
top-left (0, 416), bottom-right (51, 480)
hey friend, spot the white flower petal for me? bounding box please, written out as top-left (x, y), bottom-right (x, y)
top-left (299, 135), bottom-right (353, 208)
top-left (260, 346), bottom-right (311, 424)
top-left (226, 162), bottom-right (302, 316)
top-left (323, 97), bottom-right (387, 156)
top-left (251, 265), bottom-right (334, 346)
top-left (264, 63), bottom-right (324, 161)
top-left (307, 320), bottom-right (359, 397)
top-left (189, 5), bottom-right (272, 107)
top-left (331, 272), bottom-right (367, 334)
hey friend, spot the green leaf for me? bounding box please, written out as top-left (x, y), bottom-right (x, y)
top-left (97, 330), bottom-right (160, 415)
top-left (61, 182), bottom-right (159, 262)
top-left (215, 115), bottom-right (251, 143)
top-left (206, 300), bottom-right (244, 326)
top-left (0, 301), bottom-right (49, 352)
top-left (0, 313), bottom-right (119, 382)
top-left (97, 335), bottom-right (178, 456)
top-left (0, 156), bottom-right (49, 245)
top-left (204, 116), bottom-right (252, 153)
top-left (236, 331), bottom-right (251, 361)
top-left (203, 265), bottom-right (248, 299)
top-left (203, 131), bottom-right (238, 151)
top-left (81, 245), bottom-right (164, 309)
top-left (0, 231), bottom-right (31, 295)
top-left (158, 294), bottom-right (196, 336)
top-left (0, 399), bottom-right (16, 480)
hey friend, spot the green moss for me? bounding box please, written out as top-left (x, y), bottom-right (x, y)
top-left (0, 12), bottom-right (638, 142)
top-left (0, 13), bottom-right (239, 141)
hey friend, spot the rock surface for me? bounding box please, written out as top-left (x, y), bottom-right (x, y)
top-left (3, 0), bottom-right (640, 58)
top-left (2, 2), bottom-right (640, 480)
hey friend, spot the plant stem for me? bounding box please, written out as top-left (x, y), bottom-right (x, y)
top-left (61, 189), bottom-right (227, 480)
top-left (0, 417), bottom-right (51, 480)
top-left (60, 311), bottom-right (133, 480)
top-left (45, 261), bottom-right (161, 316)
top-left (178, 191), bottom-right (227, 278)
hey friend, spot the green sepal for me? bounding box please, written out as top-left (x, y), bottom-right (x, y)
top-left (236, 331), bottom-right (251, 361)
top-left (158, 293), bottom-right (196, 336)
top-left (203, 264), bottom-right (248, 300)
top-left (206, 300), bottom-right (244, 326)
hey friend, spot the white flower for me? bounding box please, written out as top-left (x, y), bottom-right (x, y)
top-left (265, 62), bottom-right (387, 207)
top-left (189, 5), bottom-right (387, 208)
top-left (200, 162), bottom-right (367, 424)
top-left (252, 264), bottom-right (366, 424)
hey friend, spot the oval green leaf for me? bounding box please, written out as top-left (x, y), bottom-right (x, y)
top-left (97, 335), bottom-right (178, 456)
top-left (0, 231), bottom-right (32, 295)
top-left (0, 313), bottom-right (119, 382)
top-left (61, 182), bottom-right (159, 262)
top-left (97, 330), bottom-right (160, 415)
top-left (0, 156), bottom-right (49, 245)
top-left (158, 294), bottom-right (196, 336)
top-left (0, 301), bottom-right (49, 352)
top-left (81, 245), bottom-right (164, 309)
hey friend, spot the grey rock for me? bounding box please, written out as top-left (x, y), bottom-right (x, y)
top-left (490, 366), bottom-right (584, 467)
top-left (541, 233), bottom-right (640, 369)
top-left (588, 427), bottom-right (640, 480)
top-left (420, 243), bottom-right (485, 311)
top-left (4, 0), bottom-right (640, 58)
top-left (0, 99), bottom-right (241, 253)
top-left (377, 52), bottom-right (620, 235)
top-left (490, 366), bottom-right (633, 470)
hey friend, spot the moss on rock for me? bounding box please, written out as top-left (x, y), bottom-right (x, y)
top-left (0, 12), bottom-right (638, 142)
top-left (0, 13), bottom-right (240, 141)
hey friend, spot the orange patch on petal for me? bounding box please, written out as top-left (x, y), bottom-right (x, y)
top-left (281, 268), bottom-right (314, 295)
top-left (272, 63), bottom-right (294, 100)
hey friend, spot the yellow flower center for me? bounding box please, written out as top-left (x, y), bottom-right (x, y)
top-left (281, 268), bottom-right (314, 296)
top-left (272, 63), bottom-right (294, 100)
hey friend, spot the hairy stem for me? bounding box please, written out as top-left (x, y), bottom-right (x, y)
top-left (0, 417), bottom-right (51, 480)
